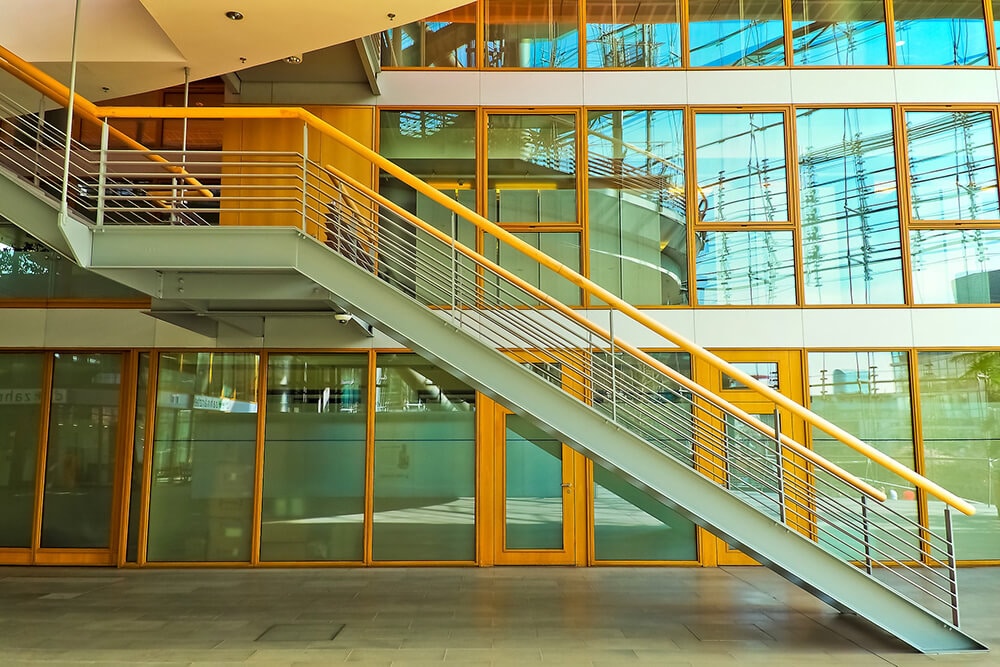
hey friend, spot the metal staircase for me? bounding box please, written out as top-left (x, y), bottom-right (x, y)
top-left (0, 48), bottom-right (988, 653)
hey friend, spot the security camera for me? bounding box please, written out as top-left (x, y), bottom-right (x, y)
top-left (334, 313), bottom-right (353, 324)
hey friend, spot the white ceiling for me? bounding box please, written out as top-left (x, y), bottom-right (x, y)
top-left (0, 0), bottom-right (472, 100)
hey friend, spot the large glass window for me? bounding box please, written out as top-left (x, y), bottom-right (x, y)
top-left (893, 0), bottom-right (989, 66)
top-left (797, 107), bottom-right (904, 304)
top-left (485, 0), bottom-right (580, 67)
top-left (695, 112), bottom-right (788, 223)
top-left (372, 354), bottom-right (476, 561)
top-left (587, 109), bottom-right (687, 305)
top-left (688, 0), bottom-right (785, 67)
top-left (790, 0), bottom-right (888, 66)
top-left (917, 351), bottom-right (1000, 560)
top-left (905, 111), bottom-right (999, 222)
top-left (40, 353), bottom-right (122, 549)
top-left (585, 0), bottom-right (681, 67)
top-left (260, 354), bottom-right (367, 562)
top-left (0, 353), bottom-right (43, 549)
top-left (380, 5), bottom-right (477, 67)
top-left (696, 230), bottom-right (796, 305)
top-left (910, 228), bottom-right (1000, 304)
top-left (484, 231), bottom-right (583, 306)
top-left (147, 352), bottom-right (259, 562)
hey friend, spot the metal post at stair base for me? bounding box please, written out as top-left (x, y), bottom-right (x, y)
top-left (944, 506), bottom-right (960, 627)
top-left (302, 123), bottom-right (309, 235)
top-left (861, 495), bottom-right (873, 575)
top-left (96, 122), bottom-right (109, 227)
top-left (773, 407), bottom-right (786, 524)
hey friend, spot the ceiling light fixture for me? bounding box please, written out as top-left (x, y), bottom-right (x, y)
top-left (284, 54), bottom-right (303, 64)
top-left (225, 10), bottom-right (244, 21)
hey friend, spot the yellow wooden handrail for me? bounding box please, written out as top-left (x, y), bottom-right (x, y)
top-left (92, 104), bottom-right (975, 516)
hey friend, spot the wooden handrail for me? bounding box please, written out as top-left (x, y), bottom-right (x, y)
top-left (90, 104), bottom-right (976, 515)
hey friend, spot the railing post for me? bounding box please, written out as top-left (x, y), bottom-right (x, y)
top-left (450, 211), bottom-right (458, 317)
top-left (773, 407), bottom-right (786, 524)
top-left (609, 312), bottom-right (617, 422)
top-left (944, 506), bottom-right (960, 627)
top-left (302, 122), bottom-right (309, 235)
top-left (861, 495), bottom-right (873, 575)
top-left (96, 122), bottom-right (110, 227)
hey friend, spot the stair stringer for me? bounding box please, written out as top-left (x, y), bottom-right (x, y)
top-left (82, 224), bottom-right (986, 654)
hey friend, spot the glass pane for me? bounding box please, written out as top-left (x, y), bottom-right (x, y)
top-left (505, 414), bottom-right (563, 549)
top-left (696, 112), bottom-right (788, 223)
top-left (373, 354), bottom-right (476, 561)
top-left (585, 0), bottom-right (681, 67)
top-left (910, 228), bottom-right (1000, 304)
top-left (260, 353), bottom-right (367, 562)
top-left (488, 114), bottom-right (577, 224)
top-left (725, 413), bottom-right (781, 520)
top-left (905, 111), bottom-right (999, 221)
top-left (588, 109), bottom-right (687, 305)
top-left (483, 232), bottom-right (582, 306)
top-left (797, 108), bottom-right (904, 305)
top-left (808, 351), bottom-right (919, 558)
top-left (696, 230), bottom-right (796, 305)
top-left (722, 362), bottom-right (779, 390)
top-left (380, 5), bottom-right (477, 67)
top-left (126, 352), bottom-right (150, 562)
top-left (0, 353), bottom-right (44, 548)
top-left (486, 0), bottom-right (580, 67)
top-left (894, 0), bottom-right (988, 66)
top-left (917, 351), bottom-right (1000, 560)
top-left (40, 352), bottom-right (122, 549)
top-left (791, 0), bottom-right (888, 65)
top-left (688, 0), bottom-right (785, 67)
top-left (593, 351), bottom-right (697, 561)
top-left (147, 352), bottom-right (259, 562)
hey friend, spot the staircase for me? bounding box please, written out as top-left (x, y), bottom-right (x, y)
top-left (0, 51), bottom-right (988, 654)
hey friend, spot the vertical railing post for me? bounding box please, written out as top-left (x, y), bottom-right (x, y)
top-left (609, 312), bottom-right (617, 422)
top-left (59, 0), bottom-right (84, 220)
top-left (773, 407), bottom-right (786, 524)
top-left (450, 211), bottom-right (459, 320)
top-left (861, 495), bottom-right (873, 575)
top-left (301, 122), bottom-right (309, 235)
top-left (944, 506), bottom-right (960, 627)
top-left (96, 122), bottom-right (110, 227)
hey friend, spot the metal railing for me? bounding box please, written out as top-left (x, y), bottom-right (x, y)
top-left (0, 60), bottom-right (972, 629)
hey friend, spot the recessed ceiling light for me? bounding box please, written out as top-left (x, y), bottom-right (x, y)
top-left (225, 10), bottom-right (244, 21)
top-left (284, 54), bottom-right (303, 64)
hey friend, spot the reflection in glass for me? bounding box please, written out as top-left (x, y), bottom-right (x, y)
top-left (585, 0), bottom-right (681, 67)
top-left (906, 111), bottom-right (999, 221)
top-left (486, 0), bottom-right (580, 67)
top-left (894, 0), bottom-right (988, 66)
top-left (488, 114), bottom-right (577, 224)
top-left (910, 229), bottom-right (1000, 304)
top-left (797, 108), bottom-right (904, 305)
top-left (808, 351), bottom-right (920, 558)
top-left (696, 112), bottom-right (788, 223)
top-left (696, 231), bottom-right (795, 305)
top-left (126, 352), bottom-right (150, 562)
top-left (688, 0), bottom-right (785, 67)
top-left (505, 414), bottom-right (563, 549)
top-left (147, 352), bottom-right (259, 562)
top-left (372, 354), bottom-right (476, 561)
top-left (40, 353), bottom-right (122, 549)
top-left (725, 412), bottom-right (781, 520)
top-left (791, 0), bottom-right (888, 65)
top-left (722, 362), bottom-right (779, 390)
top-left (261, 354), bottom-right (367, 562)
top-left (380, 5), bottom-right (477, 67)
top-left (0, 353), bottom-right (43, 548)
top-left (483, 232), bottom-right (582, 306)
top-left (917, 351), bottom-right (1000, 560)
top-left (592, 352), bottom-right (697, 561)
top-left (587, 109), bottom-right (688, 305)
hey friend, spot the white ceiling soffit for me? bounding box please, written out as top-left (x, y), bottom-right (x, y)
top-left (0, 0), bottom-right (472, 100)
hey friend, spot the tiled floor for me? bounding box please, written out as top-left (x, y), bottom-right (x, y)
top-left (0, 565), bottom-right (995, 666)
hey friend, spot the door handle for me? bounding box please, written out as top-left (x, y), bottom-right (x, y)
top-left (561, 483), bottom-right (572, 488)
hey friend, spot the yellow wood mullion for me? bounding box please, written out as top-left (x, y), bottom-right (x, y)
top-left (907, 349), bottom-right (934, 565)
top-left (137, 351), bottom-right (159, 566)
top-left (363, 349), bottom-right (378, 565)
top-left (113, 350), bottom-right (140, 566)
top-left (894, 104), bottom-right (917, 306)
top-left (475, 394), bottom-right (496, 566)
top-left (784, 106), bottom-right (804, 305)
top-left (782, 0), bottom-right (793, 66)
top-left (884, 0), bottom-right (898, 67)
top-left (249, 351), bottom-right (269, 566)
top-left (30, 352), bottom-right (55, 560)
top-left (684, 106), bottom-right (699, 305)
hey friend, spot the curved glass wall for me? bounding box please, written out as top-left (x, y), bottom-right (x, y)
top-left (893, 0), bottom-right (989, 66)
top-left (797, 107), bottom-right (904, 304)
top-left (585, 0), bottom-right (681, 67)
top-left (791, 0), bottom-right (888, 66)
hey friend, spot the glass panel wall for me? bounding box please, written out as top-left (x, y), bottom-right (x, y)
top-left (587, 109), bottom-right (688, 305)
top-left (485, 0), bottom-right (580, 67)
top-left (797, 107), bottom-right (904, 304)
top-left (893, 0), bottom-right (989, 66)
top-left (910, 229), bottom-right (1000, 304)
top-left (40, 352), bottom-right (122, 549)
top-left (484, 232), bottom-right (583, 306)
top-left (585, 0), bottom-right (681, 67)
top-left (380, 5), bottom-right (478, 67)
top-left (0, 353), bottom-right (43, 548)
top-left (695, 112), bottom-right (788, 223)
top-left (688, 0), bottom-right (785, 67)
top-left (372, 354), bottom-right (476, 560)
top-left (696, 230), bottom-right (796, 304)
top-left (917, 351), bottom-right (1000, 560)
top-left (905, 111), bottom-right (1000, 221)
top-left (790, 0), bottom-right (888, 65)
top-left (808, 351), bottom-right (920, 558)
top-left (147, 352), bottom-right (259, 562)
top-left (260, 353), bottom-right (367, 562)
top-left (504, 414), bottom-right (563, 549)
